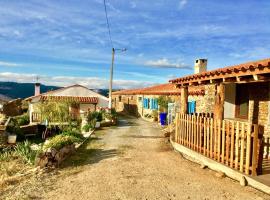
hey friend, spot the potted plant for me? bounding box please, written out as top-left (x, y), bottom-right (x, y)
top-left (95, 112), bottom-right (102, 128)
top-left (157, 96), bottom-right (171, 126)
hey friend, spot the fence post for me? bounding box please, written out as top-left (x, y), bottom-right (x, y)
top-left (240, 123), bottom-right (245, 173)
top-left (252, 124), bottom-right (259, 176)
top-left (245, 124), bottom-right (252, 174)
top-left (221, 120), bottom-right (226, 163)
top-left (230, 121), bottom-right (235, 168)
top-left (235, 121), bottom-right (240, 170)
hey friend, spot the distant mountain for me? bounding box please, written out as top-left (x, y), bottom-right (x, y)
top-left (0, 82), bottom-right (111, 99)
top-left (0, 82), bottom-right (60, 99)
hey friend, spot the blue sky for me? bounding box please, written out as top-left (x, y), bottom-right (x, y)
top-left (0, 0), bottom-right (270, 89)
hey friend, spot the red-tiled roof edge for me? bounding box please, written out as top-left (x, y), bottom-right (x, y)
top-left (40, 96), bottom-right (99, 103)
top-left (25, 84), bottom-right (95, 101)
top-left (112, 83), bottom-right (205, 96)
top-left (169, 58), bottom-right (270, 83)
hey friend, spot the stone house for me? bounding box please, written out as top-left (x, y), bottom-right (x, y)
top-left (112, 83), bottom-right (205, 118)
top-left (26, 84), bottom-right (109, 123)
top-left (170, 58), bottom-right (270, 175)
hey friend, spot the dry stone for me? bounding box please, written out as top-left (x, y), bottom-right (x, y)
top-left (240, 176), bottom-right (247, 186)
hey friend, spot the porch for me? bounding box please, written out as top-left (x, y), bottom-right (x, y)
top-left (174, 113), bottom-right (262, 176)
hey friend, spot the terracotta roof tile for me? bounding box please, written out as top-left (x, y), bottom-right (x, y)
top-left (169, 58), bottom-right (270, 84)
top-left (40, 96), bottom-right (98, 103)
top-left (112, 83), bottom-right (205, 96)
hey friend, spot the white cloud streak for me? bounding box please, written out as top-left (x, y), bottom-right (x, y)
top-left (0, 72), bottom-right (154, 89)
top-left (144, 58), bottom-right (191, 69)
top-left (0, 61), bottom-right (21, 67)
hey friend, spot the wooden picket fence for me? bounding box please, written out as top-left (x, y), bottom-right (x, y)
top-left (31, 112), bottom-right (79, 123)
top-left (175, 113), bottom-right (261, 176)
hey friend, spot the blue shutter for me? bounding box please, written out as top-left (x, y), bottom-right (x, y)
top-left (155, 99), bottom-right (158, 110)
top-left (150, 99), bottom-right (153, 109)
top-left (143, 98), bottom-right (146, 108)
top-left (147, 98), bottom-right (150, 109)
top-left (188, 101), bottom-right (196, 114)
top-left (192, 101), bottom-right (196, 113)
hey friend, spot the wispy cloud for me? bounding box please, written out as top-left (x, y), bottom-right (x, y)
top-left (0, 72), bottom-right (155, 89)
top-left (0, 61), bottom-right (21, 67)
top-left (144, 58), bottom-right (191, 69)
top-left (178, 0), bottom-right (188, 9)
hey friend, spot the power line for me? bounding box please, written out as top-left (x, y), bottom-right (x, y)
top-left (103, 0), bottom-right (114, 48)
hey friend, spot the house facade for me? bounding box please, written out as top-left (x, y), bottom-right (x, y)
top-left (26, 84), bottom-right (109, 123)
top-left (112, 83), bottom-right (205, 119)
top-left (170, 58), bottom-right (270, 176)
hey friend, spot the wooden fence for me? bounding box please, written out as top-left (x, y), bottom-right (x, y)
top-left (31, 112), bottom-right (79, 123)
top-left (175, 113), bottom-right (261, 176)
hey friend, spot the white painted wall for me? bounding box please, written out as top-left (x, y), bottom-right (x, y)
top-left (30, 85), bottom-right (109, 108)
top-left (224, 83), bottom-right (236, 119)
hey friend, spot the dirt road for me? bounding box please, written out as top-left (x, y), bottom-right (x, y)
top-left (2, 116), bottom-right (269, 200)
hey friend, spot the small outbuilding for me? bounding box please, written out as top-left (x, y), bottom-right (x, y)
top-left (26, 84), bottom-right (109, 123)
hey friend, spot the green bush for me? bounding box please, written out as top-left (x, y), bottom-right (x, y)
top-left (82, 124), bottom-right (93, 132)
top-left (14, 140), bottom-right (38, 165)
top-left (15, 113), bottom-right (30, 126)
top-left (43, 135), bottom-right (81, 151)
top-left (87, 111), bottom-right (102, 122)
top-left (62, 130), bottom-right (84, 140)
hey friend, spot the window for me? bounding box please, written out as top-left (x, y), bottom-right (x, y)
top-left (138, 97), bottom-right (142, 101)
top-left (150, 98), bottom-right (158, 110)
top-left (188, 101), bottom-right (196, 114)
top-left (143, 98), bottom-right (149, 109)
top-left (235, 84), bottom-right (249, 119)
top-left (119, 96), bottom-right (122, 102)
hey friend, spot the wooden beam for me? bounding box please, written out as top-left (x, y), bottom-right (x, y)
top-left (180, 86), bottom-right (188, 114)
top-left (214, 83), bottom-right (225, 121)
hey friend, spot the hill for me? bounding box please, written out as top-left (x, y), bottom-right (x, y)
top-left (0, 82), bottom-right (60, 99)
top-left (0, 82), bottom-right (110, 99)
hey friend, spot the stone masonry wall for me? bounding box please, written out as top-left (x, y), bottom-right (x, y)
top-left (187, 85), bottom-right (216, 114)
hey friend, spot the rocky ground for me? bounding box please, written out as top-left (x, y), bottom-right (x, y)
top-left (1, 116), bottom-right (269, 200)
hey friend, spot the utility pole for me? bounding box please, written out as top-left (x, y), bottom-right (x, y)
top-left (108, 47), bottom-right (115, 109)
top-left (108, 48), bottom-right (126, 110)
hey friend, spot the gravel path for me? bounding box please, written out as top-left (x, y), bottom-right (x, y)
top-left (2, 116), bottom-right (269, 200)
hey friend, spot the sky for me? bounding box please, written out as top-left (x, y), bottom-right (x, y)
top-left (0, 0), bottom-right (270, 89)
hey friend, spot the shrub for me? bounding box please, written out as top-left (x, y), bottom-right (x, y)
top-left (62, 130), bottom-right (84, 140)
top-left (6, 118), bottom-right (24, 141)
top-left (0, 146), bottom-right (14, 161)
top-left (82, 124), bottom-right (93, 132)
top-left (43, 135), bottom-right (81, 151)
top-left (15, 113), bottom-right (30, 126)
top-left (14, 140), bottom-right (38, 165)
top-left (152, 110), bottom-right (158, 121)
top-left (87, 111), bottom-right (102, 122)
top-left (157, 96), bottom-right (172, 113)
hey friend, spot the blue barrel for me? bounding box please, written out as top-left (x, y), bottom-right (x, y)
top-left (159, 112), bottom-right (167, 126)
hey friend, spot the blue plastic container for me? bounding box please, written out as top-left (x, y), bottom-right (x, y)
top-left (159, 112), bottom-right (167, 126)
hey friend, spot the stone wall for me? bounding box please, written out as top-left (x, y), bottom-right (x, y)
top-left (112, 94), bottom-right (139, 116)
top-left (186, 85), bottom-right (215, 114)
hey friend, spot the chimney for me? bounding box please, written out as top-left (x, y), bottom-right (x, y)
top-left (35, 83), bottom-right (40, 96)
top-left (194, 59), bottom-right (207, 74)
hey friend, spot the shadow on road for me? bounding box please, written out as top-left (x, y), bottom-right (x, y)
top-left (60, 137), bottom-right (119, 169)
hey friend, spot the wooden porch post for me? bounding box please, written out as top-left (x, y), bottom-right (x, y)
top-left (214, 83), bottom-right (225, 120)
top-left (180, 86), bottom-right (188, 114)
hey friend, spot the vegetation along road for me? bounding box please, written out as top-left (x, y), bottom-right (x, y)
top-left (1, 116), bottom-right (269, 200)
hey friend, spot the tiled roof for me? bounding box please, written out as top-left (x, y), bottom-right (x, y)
top-left (112, 83), bottom-right (205, 96)
top-left (170, 58), bottom-right (270, 84)
top-left (40, 96), bottom-right (98, 103)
